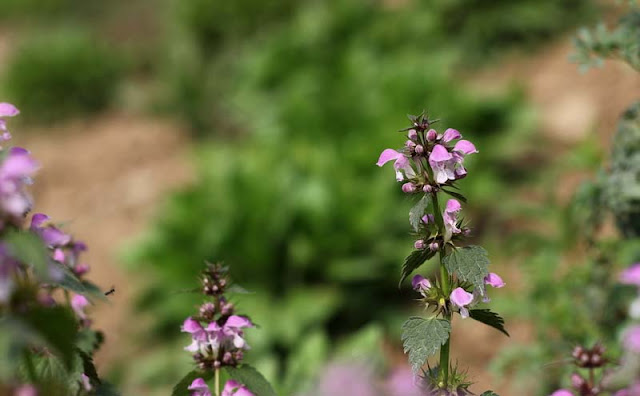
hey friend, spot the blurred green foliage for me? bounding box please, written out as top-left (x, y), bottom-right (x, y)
top-left (124, 0), bottom-right (596, 393)
top-left (3, 31), bottom-right (122, 122)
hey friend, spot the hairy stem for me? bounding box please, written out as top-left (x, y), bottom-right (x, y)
top-left (433, 192), bottom-right (451, 387)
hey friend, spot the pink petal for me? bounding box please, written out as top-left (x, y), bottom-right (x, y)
top-left (30, 213), bottom-right (50, 228)
top-left (376, 149), bottom-right (402, 167)
top-left (0, 103), bottom-right (19, 117)
top-left (453, 140), bottom-right (478, 155)
top-left (450, 287), bottom-right (473, 307)
top-left (445, 199), bottom-right (461, 213)
top-left (485, 272), bottom-right (505, 288)
top-left (189, 378), bottom-right (211, 391)
top-left (621, 263), bottom-right (640, 286)
top-left (412, 275), bottom-right (431, 291)
top-left (550, 390), bottom-right (574, 396)
top-left (181, 317), bottom-right (203, 333)
top-left (428, 145), bottom-right (452, 163)
top-left (225, 315), bottom-right (253, 328)
top-left (442, 128), bottom-right (461, 142)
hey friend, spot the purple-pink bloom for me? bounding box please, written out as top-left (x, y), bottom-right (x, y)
top-left (401, 183), bottom-right (416, 193)
top-left (620, 263), bottom-right (640, 287)
top-left (0, 103), bottom-right (19, 118)
top-left (550, 390), bottom-right (573, 396)
top-left (414, 240), bottom-right (425, 250)
top-left (453, 140), bottom-right (478, 155)
top-left (623, 325), bottom-right (640, 353)
top-left (14, 385), bottom-right (37, 396)
top-left (443, 199), bottom-right (462, 242)
top-left (189, 378), bottom-right (212, 396)
top-left (222, 380), bottom-right (254, 396)
top-left (71, 295), bottom-right (90, 319)
top-left (450, 287), bottom-right (474, 319)
top-left (316, 363), bottom-right (377, 396)
top-left (80, 373), bottom-right (92, 391)
top-left (441, 128), bottom-right (461, 143)
top-left (485, 273), bottom-right (505, 288)
top-left (412, 275), bottom-right (431, 295)
top-left (426, 129), bottom-right (437, 141)
top-left (421, 214), bottom-right (434, 224)
top-left (385, 367), bottom-right (423, 396)
top-left (0, 148), bottom-right (38, 217)
top-left (30, 214), bottom-right (71, 247)
top-left (377, 149), bottom-right (415, 181)
top-left (428, 144), bottom-right (455, 184)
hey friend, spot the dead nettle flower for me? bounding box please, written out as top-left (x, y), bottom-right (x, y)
top-left (551, 344), bottom-right (609, 396)
top-left (182, 263), bottom-right (254, 371)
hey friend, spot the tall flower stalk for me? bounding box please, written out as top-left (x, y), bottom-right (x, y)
top-left (378, 113), bottom-right (507, 395)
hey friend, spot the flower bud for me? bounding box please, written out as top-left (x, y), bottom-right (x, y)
top-left (423, 185), bottom-right (433, 193)
top-left (426, 129), bottom-right (437, 141)
top-left (429, 242), bottom-right (439, 251)
top-left (571, 373), bottom-right (584, 389)
top-left (402, 183), bottom-right (416, 193)
top-left (414, 240), bottom-right (426, 250)
top-left (415, 145), bottom-right (424, 154)
top-left (422, 214), bottom-right (434, 224)
top-left (407, 129), bottom-right (418, 140)
top-left (405, 140), bottom-right (416, 149)
top-left (221, 301), bottom-right (234, 316)
top-left (455, 167), bottom-right (467, 179)
top-left (199, 302), bottom-right (216, 319)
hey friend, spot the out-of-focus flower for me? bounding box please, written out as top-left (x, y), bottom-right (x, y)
top-left (623, 325), bottom-right (640, 353)
top-left (0, 102), bottom-right (19, 142)
top-left (30, 213), bottom-right (71, 247)
top-left (550, 390), bottom-right (573, 396)
top-left (450, 287), bottom-right (474, 318)
top-left (80, 373), bottom-right (92, 391)
top-left (315, 362), bottom-right (378, 396)
top-left (14, 384), bottom-right (37, 396)
top-left (377, 149), bottom-right (416, 182)
top-left (0, 148), bottom-right (38, 218)
top-left (189, 378), bottom-right (212, 396)
top-left (222, 380), bottom-right (254, 396)
top-left (71, 295), bottom-right (90, 320)
top-left (485, 273), bottom-right (505, 288)
top-left (385, 367), bottom-right (423, 396)
top-left (620, 263), bottom-right (640, 287)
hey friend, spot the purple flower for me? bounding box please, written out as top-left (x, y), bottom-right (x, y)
top-left (429, 242), bottom-right (439, 252)
top-left (189, 378), bottom-right (212, 396)
top-left (385, 367), bottom-right (423, 396)
top-left (620, 263), bottom-right (640, 287)
top-left (0, 103), bottom-right (19, 118)
top-left (412, 275), bottom-right (431, 295)
top-left (377, 149), bottom-right (415, 181)
top-left (14, 385), bottom-right (37, 396)
top-left (71, 295), bottom-right (89, 320)
top-left (0, 148), bottom-right (38, 217)
top-left (414, 240), bottom-right (425, 250)
top-left (223, 315), bottom-right (253, 349)
top-left (407, 129), bottom-right (418, 140)
top-left (80, 373), bottom-right (92, 391)
top-left (484, 273), bottom-right (505, 288)
top-left (316, 363), bottom-right (377, 396)
top-left (222, 380), bottom-right (254, 396)
top-left (401, 183), bottom-right (416, 193)
top-left (30, 214), bottom-right (72, 247)
top-left (441, 128), bottom-right (461, 143)
top-left (421, 214), bottom-right (434, 224)
top-left (426, 129), bottom-right (437, 141)
top-left (428, 144), bottom-right (455, 184)
top-left (623, 325), bottom-right (640, 353)
top-left (550, 390), bottom-right (573, 396)
top-left (443, 199), bottom-right (462, 242)
top-left (450, 287), bottom-right (474, 318)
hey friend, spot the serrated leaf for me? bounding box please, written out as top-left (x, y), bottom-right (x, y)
top-left (409, 195), bottom-right (430, 232)
top-left (400, 249), bottom-right (437, 286)
top-left (55, 265), bottom-right (106, 301)
top-left (226, 364), bottom-right (277, 396)
top-left (76, 329), bottom-right (105, 355)
top-left (441, 188), bottom-right (467, 203)
top-left (469, 309), bottom-right (509, 337)
top-left (6, 231), bottom-right (50, 279)
top-left (443, 246), bottom-right (490, 292)
top-left (22, 306), bottom-right (78, 370)
top-left (77, 349), bottom-right (100, 384)
top-left (401, 317), bottom-right (451, 373)
top-left (172, 370), bottom-right (214, 396)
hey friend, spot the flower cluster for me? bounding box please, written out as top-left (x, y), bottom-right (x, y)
top-left (183, 262), bottom-right (255, 396)
top-left (0, 103), bottom-right (105, 395)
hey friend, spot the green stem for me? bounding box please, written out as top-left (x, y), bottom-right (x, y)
top-left (433, 192), bottom-right (451, 387)
top-left (215, 368), bottom-right (220, 396)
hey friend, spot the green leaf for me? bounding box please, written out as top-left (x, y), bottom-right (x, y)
top-left (401, 317), bottom-right (451, 373)
top-left (441, 188), bottom-right (467, 203)
top-left (225, 364), bottom-right (277, 396)
top-left (443, 245), bottom-right (490, 292)
top-left (22, 306), bottom-right (78, 370)
top-left (6, 230), bottom-right (50, 279)
top-left (171, 370), bottom-right (214, 396)
top-left (94, 382), bottom-right (121, 396)
top-left (55, 264), bottom-right (106, 301)
top-left (469, 309), bottom-right (509, 337)
top-left (480, 392), bottom-right (499, 396)
top-left (77, 349), bottom-right (100, 384)
top-left (400, 249), bottom-right (437, 286)
top-left (76, 329), bottom-right (105, 355)
top-left (409, 195), bottom-right (430, 232)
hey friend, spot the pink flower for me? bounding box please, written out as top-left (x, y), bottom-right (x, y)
top-left (385, 367), bottom-right (423, 396)
top-left (428, 144), bottom-right (456, 184)
top-left (412, 275), bottom-right (431, 296)
top-left (80, 373), bottom-right (92, 391)
top-left (377, 149), bottom-right (415, 181)
top-left (0, 147), bottom-right (38, 218)
top-left (450, 287), bottom-right (474, 318)
top-left (222, 380), bottom-right (254, 396)
top-left (620, 263), bottom-right (640, 287)
top-left (484, 273), bottom-right (505, 288)
top-left (441, 128), bottom-right (461, 143)
top-left (549, 390), bottom-right (573, 396)
top-left (623, 325), bottom-right (640, 353)
top-left (0, 103), bottom-right (19, 118)
top-left (189, 378), bottom-right (212, 396)
top-left (30, 213), bottom-right (71, 248)
top-left (14, 385), bottom-right (37, 396)
top-left (443, 199), bottom-right (462, 242)
top-left (71, 295), bottom-right (90, 320)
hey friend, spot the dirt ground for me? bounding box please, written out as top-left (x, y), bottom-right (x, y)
top-left (4, 32), bottom-right (638, 395)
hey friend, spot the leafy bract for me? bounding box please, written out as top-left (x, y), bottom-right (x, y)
top-left (401, 317), bottom-right (451, 373)
top-left (226, 364), bottom-right (277, 396)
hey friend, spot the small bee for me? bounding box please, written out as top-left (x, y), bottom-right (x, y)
top-left (104, 286), bottom-right (116, 296)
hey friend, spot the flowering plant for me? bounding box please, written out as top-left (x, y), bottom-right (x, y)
top-left (0, 103), bottom-right (115, 395)
top-left (174, 262), bottom-right (275, 396)
top-left (378, 113), bottom-right (507, 395)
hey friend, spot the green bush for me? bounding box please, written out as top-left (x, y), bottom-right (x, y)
top-left (3, 31), bottom-right (122, 122)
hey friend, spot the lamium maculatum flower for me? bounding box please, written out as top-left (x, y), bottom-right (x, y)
top-left (485, 273), bottom-right (505, 288)
top-left (443, 199), bottom-right (462, 242)
top-left (189, 378), bottom-right (212, 396)
top-left (377, 149), bottom-right (415, 181)
top-left (222, 380), bottom-right (254, 396)
top-left (0, 148), bottom-right (39, 218)
top-left (412, 275), bottom-right (431, 296)
top-left (450, 287), bottom-right (474, 318)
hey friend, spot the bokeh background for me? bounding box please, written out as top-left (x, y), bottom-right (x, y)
top-left (1, 0), bottom-right (639, 394)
